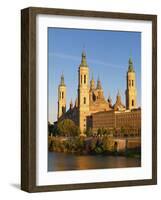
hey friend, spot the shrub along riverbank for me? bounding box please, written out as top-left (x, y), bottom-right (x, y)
top-left (48, 135), bottom-right (141, 158)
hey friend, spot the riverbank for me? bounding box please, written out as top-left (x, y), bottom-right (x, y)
top-left (48, 136), bottom-right (141, 158)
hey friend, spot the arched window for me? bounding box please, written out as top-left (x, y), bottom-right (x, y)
top-left (129, 80), bottom-right (131, 87)
top-left (84, 97), bottom-right (86, 104)
top-left (81, 75), bottom-right (82, 84)
top-left (62, 92), bottom-right (64, 99)
top-left (132, 80), bottom-right (134, 86)
top-left (84, 75), bottom-right (86, 84)
top-left (62, 106), bottom-right (64, 113)
top-left (132, 100), bottom-right (134, 106)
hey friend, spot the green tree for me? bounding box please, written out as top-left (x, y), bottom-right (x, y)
top-left (84, 128), bottom-right (93, 137)
top-left (97, 128), bottom-right (102, 136)
top-left (97, 128), bottom-right (108, 136)
top-left (102, 136), bottom-right (115, 152)
top-left (48, 122), bottom-right (60, 136)
top-left (57, 119), bottom-right (80, 137)
top-left (120, 126), bottom-right (126, 137)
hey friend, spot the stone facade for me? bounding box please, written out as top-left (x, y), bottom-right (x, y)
top-left (57, 51), bottom-right (141, 134)
top-left (90, 108), bottom-right (141, 136)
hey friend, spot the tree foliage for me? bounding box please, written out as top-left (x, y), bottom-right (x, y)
top-left (84, 128), bottom-right (93, 137)
top-left (97, 128), bottom-right (109, 136)
top-left (48, 122), bottom-right (59, 136)
top-left (57, 119), bottom-right (80, 137)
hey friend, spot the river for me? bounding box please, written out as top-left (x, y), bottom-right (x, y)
top-left (48, 152), bottom-right (141, 171)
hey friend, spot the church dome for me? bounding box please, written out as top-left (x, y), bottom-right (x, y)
top-left (128, 57), bottom-right (134, 72)
top-left (80, 50), bottom-right (88, 67)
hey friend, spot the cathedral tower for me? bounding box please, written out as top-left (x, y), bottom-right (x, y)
top-left (78, 51), bottom-right (89, 133)
top-left (125, 57), bottom-right (137, 110)
top-left (57, 74), bottom-right (66, 119)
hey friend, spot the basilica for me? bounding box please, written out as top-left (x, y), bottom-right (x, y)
top-left (57, 51), bottom-right (140, 135)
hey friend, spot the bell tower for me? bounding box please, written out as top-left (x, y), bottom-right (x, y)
top-left (125, 57), bottom-right (137, 110)
top-left (78, 51), bottom-right (89, 133)
top-left (57, 74), bottom-right (66, 119)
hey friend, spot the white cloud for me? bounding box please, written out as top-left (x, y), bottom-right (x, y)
top-left (49, 52), bottom-right (125, 69)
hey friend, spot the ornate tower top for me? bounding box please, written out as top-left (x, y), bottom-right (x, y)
top-left (80, 50), bottom-right (88, 67)
top-left (116, 90), bottom-right (121, 102)
top-left (90, 73), bottom-right (95, 90)
top-left (97, 76), bottom-right (102, 89)
top-left (128, 57), bottom-right (135, 72)
top-left (113, 90), bottom-right (125, 111)
top-left (60, 73), bottom-right (65, 86)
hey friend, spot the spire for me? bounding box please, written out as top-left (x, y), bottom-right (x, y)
top-left (128, 56), bottom-right (134, 72)
top-left (92, 72), bottom-right (94, 80)
top-left (117, 89), bottom-right (120, 97)
top-left (60, 73), bottom-right (65, 86)
top-left (108, 92), bottom-right (112, 102)
top-left (97, 76), bottom-right (102, 89)
top-left (116, 89), bottom-right (121, 101)
top-left (113, 90), bottom-right (125, 111)
top-left (90, 73), bottom-right (95, 90)
top-left (80, 50), bottom-right (88, 67)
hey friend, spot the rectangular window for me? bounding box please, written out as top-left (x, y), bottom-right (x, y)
top-left (84, 97), bottom-right (86, 104)
top-left (62, 92), bottom-right (64, 99)
top-left (132, 100), bottom-right (134, 106)
top-left (81, 75), bottom-right (82, 84)
top-left (84, 75), bottom-right (86, 84)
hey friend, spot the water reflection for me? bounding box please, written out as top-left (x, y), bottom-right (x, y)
top-left (48, 152), bottom-right (141, 171)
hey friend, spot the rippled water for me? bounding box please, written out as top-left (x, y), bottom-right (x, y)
top-left (48, 152), bottom-right (141, 171)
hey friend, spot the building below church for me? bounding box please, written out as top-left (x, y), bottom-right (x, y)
top-left (56, 51), bottom-right (141, 136)
top-left (87, 108), bottom-right (141, 136)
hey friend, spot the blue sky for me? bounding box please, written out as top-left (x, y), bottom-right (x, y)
top-left (48, 28), bottom-right (141, 123)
